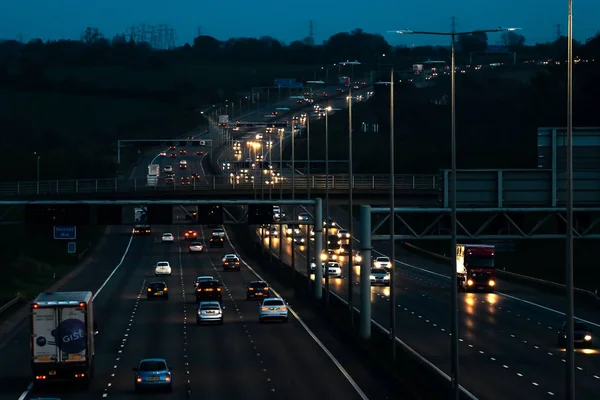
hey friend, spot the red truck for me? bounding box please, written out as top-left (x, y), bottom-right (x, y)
top-left (456, 244), bottom-right (496, 292)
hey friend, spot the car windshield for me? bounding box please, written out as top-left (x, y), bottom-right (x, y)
top-left (264, 299), bottom-right (284, 306)
top-left (149, 283), bottom-right (165, 289)
top-left (371, 268), bottom-right (384, 273)
top-left (376, 257), bottom-right (389, 262)
top-left (139, 361), bottom-right (166, 371)
top-left (199, 281), bottom-right (219, 288)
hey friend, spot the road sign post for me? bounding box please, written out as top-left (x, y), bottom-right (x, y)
top-left (67, 242), bottom-right (76, 254)
top-left (54, 226), bottom-right (77, 240)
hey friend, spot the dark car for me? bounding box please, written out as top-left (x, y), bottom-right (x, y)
top-left (134, 224), bottom-right (151, 236)
top-left (165, 177), bottom-right (174, 184)
top-left (209, 236), bottom-right (224, 248)
top-left (195, 280), bottom-right (222, 304)
top-left (147, 281), bottom-right (168, 299)
top-left (557, 321), bottom-right (593, 348)
top-left (246, 281), bottom-right (270, 300)
top-left (184, 230), bottom-right (198, 240)
top-left (222, 254), bottom-right (241, 271)
top-left (180, 176), bottom-right (192, 185)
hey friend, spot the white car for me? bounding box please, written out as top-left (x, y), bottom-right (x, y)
top-left (323, 261), bottom-right (342, 278)
top-left (373, 256), bottom-right (391, 269)
top-left (188, 241), bottom-right (204, 252)
top-left (370, 268), bottom-right (390, 286)
top-left (196, 301), bottom-right (223, 324)
top-left (155, 261), bottom-right (172, 276)
top-left (161, 233), bottom-right (175, 243)
top-left (298, 212), bottom-right (310, 221)
top-left (258, 298), bottom-right (288, 323)
top-left (163, 165), bottom-right (173, 172)
top-left (159, 151), bottom-right (166, 157)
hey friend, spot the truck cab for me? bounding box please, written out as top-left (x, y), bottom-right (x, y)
top-left (456, 244), bottom-right (496, 292)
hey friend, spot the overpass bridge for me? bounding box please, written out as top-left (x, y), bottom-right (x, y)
top-left (0, 173), bottom-right (440, 204)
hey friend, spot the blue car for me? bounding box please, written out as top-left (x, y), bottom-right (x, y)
top-left (133, 358), bottom-right (172, 393)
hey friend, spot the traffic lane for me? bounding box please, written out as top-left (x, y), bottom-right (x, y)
top-left (0, 226), bottom-right (137, 398)
top-left (19, 231), bottom-right (159, 400)
top-left (186, 228), bottom-right (278, 399)
top-left (209, 228), bottom-right (379, 400)
top-left (257, 229), bottom-right (558, 399)
top-left (104, 226), bottom-right (186, 399)
top-left (325, 206), bottom-right (600, 330)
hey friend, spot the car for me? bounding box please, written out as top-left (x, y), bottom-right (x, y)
top-left (373, 256), bottom-right (391, 269)
top-left (327, 234), bottom-right (341, 249)
top-left (184, 230), bottom-right (198, 240)
top-left (196, 301), bottom-right (223, 324)
top-left (246, 281), bottom-right (270, 299)
top-left (195, 280), bottom-right (222, 304)
top-left (211, 228), bottom-right (226, 237)
top-left (179, 162), bottom-right (187, 170)
top-left (163, 165), bottom-right (173, 173)
top-left (337, 229), bottom-right (351, 239)
top-left (196, 151), bottom-right (204, 155)
top-left (285, 224), bottom-right (300, 237)
top-left (188, 241), bottom-right (204, 252)
top-left (323, 261), bottom-right (342, 278)
top-left (292, 235), bottom-right (305, 245)
top-left (161, 233), bottom-right (175, 243)
top-left (180, 176), bottom-right (192, 185)
top-left (154, 261), bottom-right (172, 276)
top-left (134, 224), bottom-right (151, 235)
top-left (557, 321), bottom-right (593, 348)
top-left (179, 150), bottom-right (187, 155)
top-left (165, 177), bottom-right (174, 184)
top-left (264, 226), bottom-right (278, 236)
top-left (169, 145), bottom-right (176, 150)
top-left (169, 152), bottom-right (177, 158)
top-left (158, 151), bottom-right (166, 157)
top-left (209, 236), bottom-right (224, 248)
top-left (147, 281), bottom-right (169, 299)
top-left (336, 244), bottom-right (350, 255)
top-left (370, 268), bottom-right (390, 286)
top-left (194, 275), bottom-right (214, 288)
top-left (133, 358), bottom-right (172, 393)
top-left (222, 254), bottom-right (241, 271)
top-left (298, 212), bottom-right (310, 221)
top-left (258, 298), bottom-right (288, 323)
top-left (320, 249), bottom-right (338, 262)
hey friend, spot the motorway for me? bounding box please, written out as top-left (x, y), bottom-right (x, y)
top-left (253, 204), bottom-right (600, 399)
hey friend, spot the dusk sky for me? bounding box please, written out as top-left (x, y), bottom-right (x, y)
top-left (1, 0), bottom-right (598, 47)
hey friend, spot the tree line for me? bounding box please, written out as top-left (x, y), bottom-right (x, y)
top-left (0, 26), bottom-right (596, 70)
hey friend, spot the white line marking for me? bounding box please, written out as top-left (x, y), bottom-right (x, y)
top-left (18, 229), bottom-right (136, 399)
top-left (224, 228), bottom-right (369, 400)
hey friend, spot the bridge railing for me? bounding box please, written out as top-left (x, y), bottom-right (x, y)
top-left (0, 174), bottom-right (439, 196)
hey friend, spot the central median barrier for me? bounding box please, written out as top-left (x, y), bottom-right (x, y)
top-left (225, 208), bottom-right (476, 400)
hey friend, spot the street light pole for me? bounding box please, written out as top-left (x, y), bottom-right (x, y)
top-left (307, 116), bottom-right (311, 200)
top-left (565, 0), bottom-right (575, 398)
top-left (389, 68), bottom-right (396, 363)
top-left (34, 152), bottom-right (40, 181)
top-left (347, 88), bottom-right (354, 322)
top-left (324, 107), bottom-right (331, 305)
top-left (388, 25), bottom-right (520, 400)
top-left (292, 126), bottom-right (295, 200)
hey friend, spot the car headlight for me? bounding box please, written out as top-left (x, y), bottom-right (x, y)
top-left (384, 275), bottom-right (390, 280)
top-left (584, 334), bottom-right (592, 341)
top-left (370, 275), bottom-right (375, 280)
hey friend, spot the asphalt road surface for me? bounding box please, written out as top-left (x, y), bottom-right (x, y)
top-left (257, 207), bottom-right (600, 399)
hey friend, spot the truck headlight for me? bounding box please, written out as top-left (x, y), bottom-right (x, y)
top-left (467, 279), bottom-right (474, 286)
top-left (488, 280), bottom-right (495, 286)
top-left (585, 335), bottom-right (592, 341)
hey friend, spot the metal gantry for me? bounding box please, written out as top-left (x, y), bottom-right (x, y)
top-left (369, 207), bottom-right (600, 240)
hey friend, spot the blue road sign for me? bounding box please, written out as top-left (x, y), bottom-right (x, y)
top-left (54, 226), bottom-right (77, 240)
top-left (68, 242), bottom-right (77, 254)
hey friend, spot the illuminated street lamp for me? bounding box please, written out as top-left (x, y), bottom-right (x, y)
top-left (389, 25), bottom-right (520, 400)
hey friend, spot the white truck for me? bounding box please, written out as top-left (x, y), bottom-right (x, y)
top-left (147, 164), bottom-right (160, 187)
top-left (31, 291), bottom-right (97, 386)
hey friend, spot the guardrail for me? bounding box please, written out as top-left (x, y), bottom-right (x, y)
top-left (402, 242), bottom-right (600, 304)
top-left (0, 295), bottom-right (22, 316)
top-left (0, 174), bottom-right (440, 197)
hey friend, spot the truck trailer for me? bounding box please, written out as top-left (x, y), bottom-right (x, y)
top-left (31, 291), bottom-right (97, 386)
top-left (147, 164), bottom-right (160, 187)
top-left (456, 244), bottom-right (496, 292)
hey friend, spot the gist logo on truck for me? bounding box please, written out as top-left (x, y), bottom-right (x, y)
top-left (54, 319), bottom-right (87, 354)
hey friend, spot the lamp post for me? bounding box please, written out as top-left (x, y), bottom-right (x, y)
top-left (389, 68), bottom-right (396, 363)
top-left (307, 115), bottom-right (311, 200)
top-left (292, 125), bottom-right (295, 200)
top-left (34, 152), bottom-right (40, 181)
top-left (389, 25), bottom-right (520, 400)
top-left (565, 1), bottom-right (575, 398)
top-left (324, 106), bottom-right (332, 305)
top-left (347, 88), bottom-right (355, 322)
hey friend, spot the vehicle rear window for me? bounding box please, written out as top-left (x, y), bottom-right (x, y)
top-left (149, 283), bottom-right (165, 289)
top-left (250, 282), bottom-right (267, 288)
top-left (190, 242), bottom-right (203, 246)
top-left (157, 262), bottom-right (168, 267)
top-left (199, 281), bottom-right (220, 288)
top-left (140, 361), bottom-right (166, 371)
top-left (264, 299), bottom-right (284, 306)
top-left (201, 304), bottom-right (220, 310)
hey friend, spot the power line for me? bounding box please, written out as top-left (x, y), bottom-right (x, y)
top-left (124, 24), bottom-right (176, 50)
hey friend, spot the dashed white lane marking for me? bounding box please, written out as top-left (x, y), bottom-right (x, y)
top-left (178, 226), bottom-right (193, 397)
top-left (200, 226), bottom-right (276, 393)
top-left (103, 280), bottom-right (146, 397)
